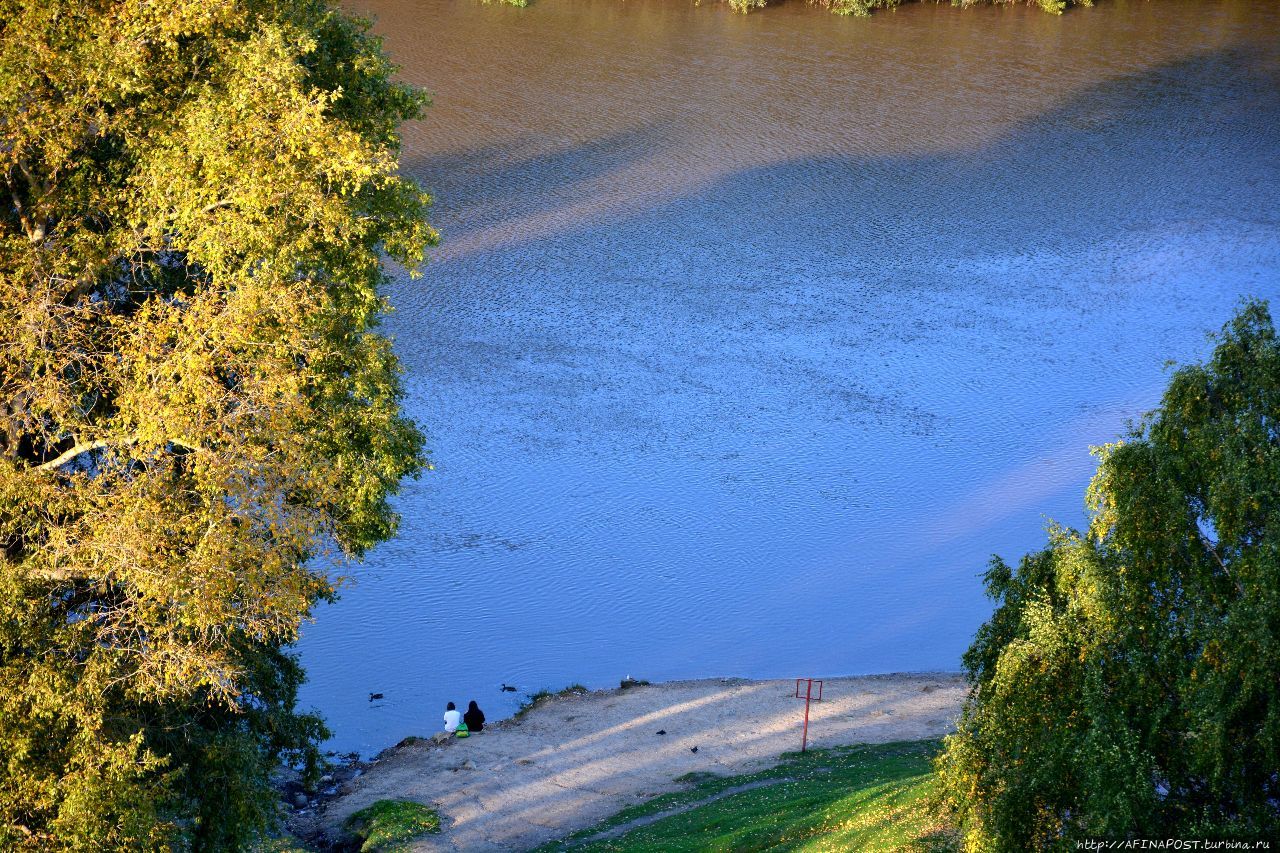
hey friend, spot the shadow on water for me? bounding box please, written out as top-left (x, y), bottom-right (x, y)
top-left (391, 46), bottom-right (1280, 450)
top-left (405, 43), bottom-right (1279, 280)
top-left (407, 121), bottom-right (678, 240)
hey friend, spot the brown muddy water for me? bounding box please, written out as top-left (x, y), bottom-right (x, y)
top-left (301, 0), bottom-right (1280, 754)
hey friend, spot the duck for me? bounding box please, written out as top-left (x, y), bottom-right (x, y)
top-left (500, 683), bottom-right (517, 693)
top-left (369, 692), bottom-right (384, 701)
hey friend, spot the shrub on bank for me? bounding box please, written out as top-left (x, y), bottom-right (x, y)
top-left (344, 800), bottom-right (441, 852)
top-left (485, 0), bottom-right (1091, 17)
top-left (937, 301), bottom-right (1280, 848)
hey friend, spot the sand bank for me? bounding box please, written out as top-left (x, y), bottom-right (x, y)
top-left (296, 673), bottom-right (967, 851)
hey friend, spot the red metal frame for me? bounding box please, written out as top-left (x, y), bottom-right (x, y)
top-left (792, 678), bottom-right (824, 752)
top-left (793, 678), bottom-right (824, 702)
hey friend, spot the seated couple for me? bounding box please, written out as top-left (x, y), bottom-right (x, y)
top-left (444, 701), bottom-right (485, 736)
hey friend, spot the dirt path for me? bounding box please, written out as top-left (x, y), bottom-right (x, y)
top-left (299, 673), bottom-right (967, 852)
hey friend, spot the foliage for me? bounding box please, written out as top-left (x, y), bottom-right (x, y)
top-left (937, 301), bottom-right (1280, 849)
top-left (343, 799), bottom-right (441, 852)
top-left (0, 0), bottom-right (434, 848)
top-left (250, 836), bottom-right (317, 853)
top-left (794, 0), bottom-right (895, 16)
top-left (774, 0), bottom-right (1089, 15)
top-left (537, 740), bottom-right (955, 851)
top-left (488, 0), bottom-right (1092, 17)
top-left (514, 683), bottom-right (590, 718)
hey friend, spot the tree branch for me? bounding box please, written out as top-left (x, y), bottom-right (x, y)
top-left (32, 437), bottom-right (205, 472)
top-left (1197, 530), bottom-right (1243, 598)
top-left (200, 199), bottom-right (234, 215)
top-left (34, 439), bottom-right (111, 471)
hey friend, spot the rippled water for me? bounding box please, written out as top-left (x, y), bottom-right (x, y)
top-left (302, 0), bottom-right (1280, 755)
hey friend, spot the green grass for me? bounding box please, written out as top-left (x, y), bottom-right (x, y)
top-left (536, 740), bottom-right (957, 852)
top-left (250, 836), bottom-right (315, 853)
top-left (343, 799), bottom-right (442, 852)
top-left (515, 684), bottom-right (590, 718)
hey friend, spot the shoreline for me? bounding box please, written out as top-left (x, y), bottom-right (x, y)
top-left (291, 671), bottom-right (968, 850)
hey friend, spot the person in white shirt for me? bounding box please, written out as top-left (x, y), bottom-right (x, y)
top-left (443, 701), bottom-right (461, 733)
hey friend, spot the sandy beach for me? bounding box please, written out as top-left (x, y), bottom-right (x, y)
top-left (296, 673), bottom-right (968, 851)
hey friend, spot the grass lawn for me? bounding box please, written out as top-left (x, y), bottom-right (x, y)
top-left (537, 740), bottom-right (956, 852)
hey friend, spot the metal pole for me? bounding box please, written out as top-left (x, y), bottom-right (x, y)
top-left (801, 678), bottom-right (812, 752)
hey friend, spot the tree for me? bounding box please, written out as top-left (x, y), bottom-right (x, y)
top-left (0, 1), bottom-right (435, 847)
top-left (937, 300), bottom-right (1280, 849)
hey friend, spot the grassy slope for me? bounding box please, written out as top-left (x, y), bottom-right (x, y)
top-left (538, 740), bottom-right (957, 852)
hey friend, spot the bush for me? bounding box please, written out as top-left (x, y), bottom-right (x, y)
top-left (937, 301), bottom-right (1280, 848)
top-left (344, 800), bottom-right (441, 852)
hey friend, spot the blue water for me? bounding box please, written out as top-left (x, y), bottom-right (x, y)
top-left (302, 0), bottom-right (1280, 755)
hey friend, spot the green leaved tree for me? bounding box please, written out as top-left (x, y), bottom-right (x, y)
top-left (938, 301), bottom-right (1280, 849)
top-left (0, 1), bottom-right (435, 847)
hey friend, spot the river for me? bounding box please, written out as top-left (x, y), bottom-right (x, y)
top-left (300, 0), bottom-right (1280, 755)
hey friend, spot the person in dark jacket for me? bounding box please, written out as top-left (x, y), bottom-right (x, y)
top-left (463, 700), bottom-right (485, 732)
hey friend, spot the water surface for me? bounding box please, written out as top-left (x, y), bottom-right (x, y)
top-left (302, 0), bottom-right (1280, 754)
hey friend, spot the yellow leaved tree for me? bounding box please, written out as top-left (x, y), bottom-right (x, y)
top-left (0, 1), bottom-right (435, 847)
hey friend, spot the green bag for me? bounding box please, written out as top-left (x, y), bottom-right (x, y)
top-left (455, 721), bottom-right (469, 738)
